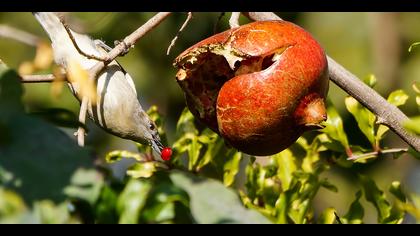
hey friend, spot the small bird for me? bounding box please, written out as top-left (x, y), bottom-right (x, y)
top-left (33, 12), bottom-right (167, 156)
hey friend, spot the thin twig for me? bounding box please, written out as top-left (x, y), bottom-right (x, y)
top-left (347, 148), bottom-right (409, 161)
top-left (243, 12), bottom-right (420, 153)
top-left (20, 74), bottom-right (57, 83)
top-left (167, 12), bottom-right (193, 55)
top-left (0, 24), bottom-right (40, 46)
top-left (89, 12), bottom-right (172, 78)
top-left (229, 12), bottom-right (241, 29)
top-left (59, 16), bottom-right (108, 62)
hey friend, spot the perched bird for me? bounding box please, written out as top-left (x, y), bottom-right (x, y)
top-left (33, 12), bottom-right (166, 156)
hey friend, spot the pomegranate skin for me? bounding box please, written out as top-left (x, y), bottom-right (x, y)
top-left (174, 21), bottom-right (329, 156)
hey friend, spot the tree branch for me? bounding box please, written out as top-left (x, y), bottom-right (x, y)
top-left (167, 12), bottom-right (193, 55)
top-left (229, 12), bottom-right (241, 28)
top-left (243, 12), bottom-right (420, 152)
top-left (20, 74), bottom-right (58, 83)
top-left (0, 24), bottom-right (40, 46)
top-left (59, 17), bottom-right (108, 62)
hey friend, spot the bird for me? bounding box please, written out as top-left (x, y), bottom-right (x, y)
top-left (33, 12), bottom-right (166, 156)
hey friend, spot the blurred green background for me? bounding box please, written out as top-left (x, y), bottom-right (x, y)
top-left (1, 12), bottom-right (419, 223)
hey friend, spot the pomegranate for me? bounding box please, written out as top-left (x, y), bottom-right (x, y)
top-left (173, 20), bottom-right (329, 156)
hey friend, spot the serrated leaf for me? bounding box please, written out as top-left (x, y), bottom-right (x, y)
top-left (389, 181), bottom-right (406, 202)
top-left (105, 150), bottom-right (144, 163)
top-left (170, 170), bottom-right (271, 224)
top-left (387, 90), bottom-right (409, 107)
top-left (345, 96), bottom-right (376, 145)
top-left (126, 162), bottom-right (157, 179)
top-left (63, 168), bottom-right (104, 204)
top-left (404, 116), bottom-right (420, 135)
top-left (188, 136), bottom-right (203, 170)
top-left (343, 190), bottom-right (364, 224)
top-left (223, 151), bottom-right (242, 187)
top-left (273, 149), bottom-right (296, 191)
top-left (360, 175), bottom-right (391, 223)
top-left (322, 99), bottom-right (350, 150)
top-left (318, 207), bottom-right (337, 224)
top-left (117, 179), bottom-right (152, 224)
top-left (176, 107), bottom-right (197, 135)
top-left (196, 136), bottom-right (224, 170)
top-left (363, 74), bottom-right (377, 88)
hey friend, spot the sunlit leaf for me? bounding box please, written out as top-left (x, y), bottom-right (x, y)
top-left (322, 99), bottom-right (350, 151)
top-left (105, 150), bottom-right (144, 163)
top-left (126, 162), bottom-right (157, 179)
top-left (404, 116), bottom-right (420, 135)
top-left (117, 179), bottom-right (152, 224)
top-left (363, 74), bottom-right (377, 88)
top-left (318, 207), bottom-right (336, 224)
top-left (387, 90), bottom-right (409, 107)
top-left (273, 149), bottom-right (296, 191)
top-left (389, 181), bottom-right (406, 202)
top-left (176, 108), bottom-right (197, 135)
top-left (345, 96), bottom-right (376, 145)
top-left (63, 168), bottom-right (104, 204)
top-left (170, 170), bottom-right (271, 224)
top-left (223, 151), bottom-right (242, 187)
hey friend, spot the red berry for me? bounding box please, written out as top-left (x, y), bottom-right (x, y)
top-left (161, 147), bottom-right (172, 161)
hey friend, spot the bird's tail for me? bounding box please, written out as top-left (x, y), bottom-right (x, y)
top-left (32, 12), bottom-right (99, 67)
top-left (33, 12), bottom-right (69, 45)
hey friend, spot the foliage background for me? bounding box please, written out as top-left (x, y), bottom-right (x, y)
top-left (0, 12), bottom-right (419, 223)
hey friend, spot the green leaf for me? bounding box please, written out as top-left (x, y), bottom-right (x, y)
top-left (126, 162), bottom-right (157, 179)
top-left (0, 187), bottom-right (27, 218)
top-left (318, 207), bottom-right (337, 224)
top-left (273, 149), bottom-right (296, 191)
top-left (343, 190), bottom-right (364, 224)
top-left (63, 168), bottom-right (104, 204)
top-left (105, 150), bottom-right (144, 163)
top-left (94, 186), bottom-right (119, 224)
top-left (408, 42), bottom-right (420, 52)
top-left (117, 179), bottom-right (152, 224)
top-left (389, 181), bottom-right (406, 202)
top-left (404, 116), bottom-right (420, 135)
top-left (387, 90), bottom-right (409, 107)
top-left (363, 74), bottom-right (377, 88)
top-left (176, 107), bottom-right (197, 135)
top-left (345, 96), bottom-right (376, 145)
top-left (196, 135), bottom-right (224, 170)
top-left (322, 99), bottom-right (350, 151)
top-left (223, 151), bottom-right (242, 187)
top-left (170, 170), bottom-right (271, 224)
top-left (320, 179), bottom-right (338, 193)
top-left (360, 175), bottom-right (391, 223)
top-left (32, 200), bottom-right (71, 224)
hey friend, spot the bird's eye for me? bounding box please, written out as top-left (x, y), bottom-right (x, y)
top-left (149, 123), bottom-right (155, 130)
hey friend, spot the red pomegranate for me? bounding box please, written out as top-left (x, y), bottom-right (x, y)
top-left (173, 20), bottom-right (329, 156)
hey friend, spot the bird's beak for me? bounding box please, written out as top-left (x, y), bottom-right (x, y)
top-left (150, 135), bottom-right (164, 156)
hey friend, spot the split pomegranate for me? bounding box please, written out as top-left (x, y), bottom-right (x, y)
top-left (173, 20), bottom-right (329, 156)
